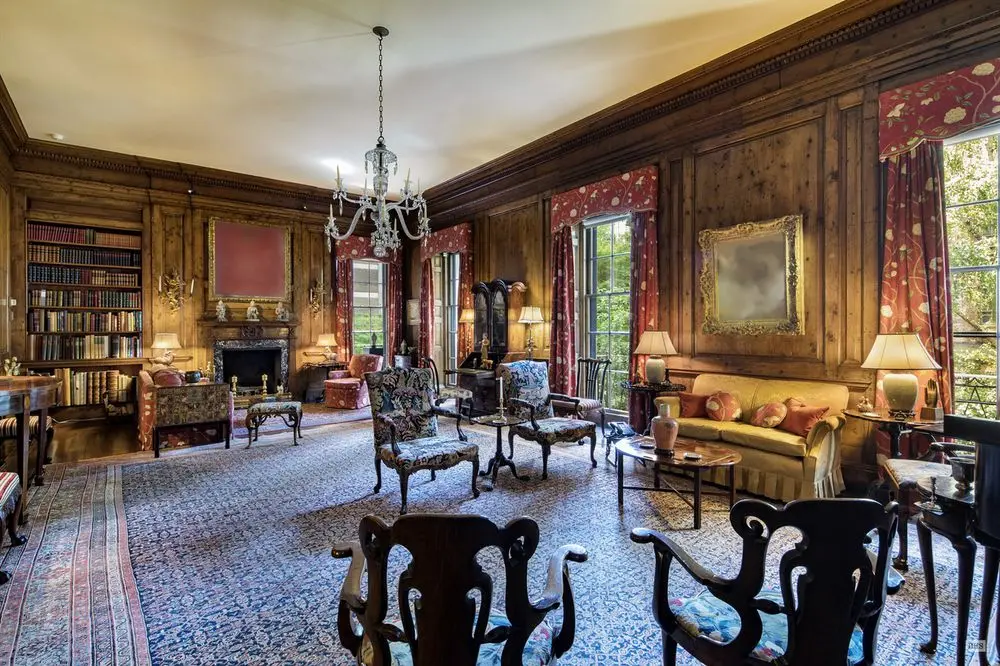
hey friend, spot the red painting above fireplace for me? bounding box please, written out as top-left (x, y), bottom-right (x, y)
top-left (209, 217), bottom-right (291, 302)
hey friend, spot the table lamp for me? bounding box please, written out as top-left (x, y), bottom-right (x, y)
top-left (633, 330), bottom-right (678, 385)
top-left (151, 333), bottom-right (181, 366)
top-left (518, 306), bottom-right (544, 359)
top-left (459, 308), bottom-right (475, 325)
top-left (316, 333), bottom-right (339, 361)
top-left (861, 332), bottom-right (941, 419)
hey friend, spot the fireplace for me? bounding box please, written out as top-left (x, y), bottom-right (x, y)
top-left (213, 339), bottom-right (289, 393)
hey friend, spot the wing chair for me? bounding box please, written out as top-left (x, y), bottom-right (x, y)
top-left (498, 360), bottom-right (597, 480)
top-left (631, 498), bottom-right (899, 666)
top-left (332, 513), bottom-right (587, 665)
top-left (365, 367), bottom-right (480, 514)
top-left (325, 353), bottom-right (384, 409)
top-left (138, 370), bottom-right (233, 457)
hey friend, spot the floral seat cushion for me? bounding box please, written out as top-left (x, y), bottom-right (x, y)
top-left (883, 458), bottom-right (951, 490)
top-left (511, 418), bottom-right (596, 446)
top-left (358, 611), bottom-right (554, 665)
top-left (247, 401), bottom-right (302, 416)
top-left (670, 589), bottom-right (864, 663)
top-left (377, 436), bottom-right (479, 472)
top-left (440, 386), bottom-right (474, 401)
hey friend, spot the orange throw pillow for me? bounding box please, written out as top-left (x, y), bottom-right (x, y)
top-left (779, 398), bottom-right (829, 437)
top-left (678, 392), bottom-right (710, 418)
top-left (751, 402), bottom-right (788, 428)
top-left (705, 392), bottom-right (742, 422)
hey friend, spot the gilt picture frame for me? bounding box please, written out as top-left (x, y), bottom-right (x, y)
top-left (699, 215), bottom-right (804, 336)
top-left (208, 217), bottom-right (292, 303)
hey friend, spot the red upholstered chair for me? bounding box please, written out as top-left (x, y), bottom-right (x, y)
top-left (324, 354), bottom-right (384, 409)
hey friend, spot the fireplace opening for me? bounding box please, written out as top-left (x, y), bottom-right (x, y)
top-left (222, 348), bottom-right (281, 393)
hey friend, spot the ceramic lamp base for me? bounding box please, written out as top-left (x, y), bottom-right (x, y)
top-left (645, 356), bottom-right (666, 384)
top-left (883, 371), bottom-right (918, 419)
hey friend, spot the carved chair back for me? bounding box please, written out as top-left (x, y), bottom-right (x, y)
top-left (365, 367), bottom-right (438, 448)
top-left (711, 498), bottom-right (897, 665)
top-left (498, 361), bottom-right (553, 420)
top-left (422, 356), bottom-right (444, 395)
top-left (576, 358), bottom-right (610, 403)
top-left (345, 513), bottom-right (556, 666)
top-left (349, 353), bottom-right (384, 380)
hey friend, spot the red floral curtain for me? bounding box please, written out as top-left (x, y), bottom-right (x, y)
top-left (878, 144), bottom-right (953, 416)
top-left (880, 57), bottom-right (1000, 159)
top-left (628, 210), bottom-right (659, 429)
top-left (419, 223), bottom-right (473, 365)
top-left (419, 259), bottom-right (433, 363)
top-left (549, 166), bottom-right (659, 396)
top-left (334, 237), bottom-right (401, 360)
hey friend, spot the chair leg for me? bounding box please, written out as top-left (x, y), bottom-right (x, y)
top-left (542, 444), bottom-right (551, 480)
top-left (373, 458), bottom-right (383, 493)
top-left (224, 422), bottom-right (231, 449)
top-left (507, 429), bottom-right (515, 459)
top-left (399, 471), bottom-right (410, 515)
top-left (589, 434), bottom-right (597, 468)
top-left (430, 469), bottom-right (436, 481)
top-left (895, 489), bottom-right (912, 571)
top-left (662, 632), bottom-right (677, 666)
top-left (471, 458), bottom-right (481, 498)
top-left (6, 495), bottom-right (25, 547)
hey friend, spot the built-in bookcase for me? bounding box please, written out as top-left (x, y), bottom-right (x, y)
top-left (23, 220), bottom-right (144, 408)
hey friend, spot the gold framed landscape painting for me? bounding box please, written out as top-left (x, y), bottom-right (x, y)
top-left (698, 215), bottom-right (804, 336)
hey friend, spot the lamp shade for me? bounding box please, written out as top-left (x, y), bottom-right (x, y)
top-left (861, 333), bottom-right (941, 371)
top-left (459, 308), bottom-right (476, 324)
top-left (633, 330), bottom-right (677, 356)
top-left (518, 306), bottom-right (544, 325)
top-left (151, 333), bottom-right (181, 350)
top-left (316, 333), bottom-right (339, 348)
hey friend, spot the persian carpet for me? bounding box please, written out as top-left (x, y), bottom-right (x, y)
top-left (230, 403), bottom-right (369, 440)
top-left (0, 419), bottom-right (991, 665)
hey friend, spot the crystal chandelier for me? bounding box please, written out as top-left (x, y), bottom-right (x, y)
top-left (325, 26), bottom-right (430, 258)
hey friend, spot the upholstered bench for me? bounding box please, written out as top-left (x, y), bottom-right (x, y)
top-left (245, 400), bottom-right (303, 447)
top-left (883, 457), bottom-right (951, 571)
top-left (0, 471), bottom-right (25, 585)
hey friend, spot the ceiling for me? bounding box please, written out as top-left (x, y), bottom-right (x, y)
top-left (0, 0), bottom-right (841, 191)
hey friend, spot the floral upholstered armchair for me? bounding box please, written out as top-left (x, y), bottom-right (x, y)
top-left (498, 360), bottom-right (597, 480)
top-left (325, 354), bottom-right (384, 409)
top-left (366, 367), bottom-right (480, 514)
top-left (137, 369), bottom-right (233, 458)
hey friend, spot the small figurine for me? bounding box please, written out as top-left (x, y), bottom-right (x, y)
top-left (480, 334), bottom-right (490, 360)
top-left (246, 300), bottom-right (260, 321)
top-left (275, 301), bottom-right (290, 322)
top-left (215, 299), bottom-right (228, 322)
top-left (399, 340), bottom-right (409, 355)
top-left (856, 394), bottom-right (875, 414)
top-left (2, 356), bottom-right (21, 376)
top-left (276, 383), bottom-right (284, 395)
top-left (261, 373), bottom-right (268, 396)
top-left (230, 375), bottom-right (238, 393)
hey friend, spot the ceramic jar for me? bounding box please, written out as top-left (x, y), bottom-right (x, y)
top-left (651, 402), bottom-right (679, 454)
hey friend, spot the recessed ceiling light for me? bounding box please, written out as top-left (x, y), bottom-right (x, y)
top-left (47, 133), bottom-right (65, 141)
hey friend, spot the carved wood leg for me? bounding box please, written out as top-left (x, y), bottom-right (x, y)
top-left (589, 433), bottom-right (597, 467)
top-left (398, 471), bottom-right (409, 515)
top-left (894, 487), bottom-right (912, 572)
top-left (541, 444), bottom-right (550, 480)
top-left (917, 520), bottom-right (938, 654)
top-left (507, 429), bottom-right (514, 459)
top-left (6, 494), bottom-right (25, 547)
top-left (693, 468), bottom-right (703, 530)
top-left (373, 458), bottom-right (382, 493)
top-left (471, 458), bottom-right (480, 498)
top-left (662, 632), bottom-right (677, 666)
top-left (980, 547), bottom-right (998, 666)
top-left (154, 428), bottom-right (161, 459)
top-left (430, 469), bottom-right (436, 481)
top-left (224, 422), bottom-right (231, 449)
top-left (955, 535), bottom-right (977, 666)
top-left (34, 406), bottom-right (48, 486)
top-left (15, 407), bottom-right (28, 522)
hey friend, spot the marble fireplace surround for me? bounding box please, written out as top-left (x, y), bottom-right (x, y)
top-left (213, 338), bottom-right (289, 391)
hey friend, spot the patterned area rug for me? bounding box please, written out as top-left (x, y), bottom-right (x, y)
top-left (0, 419), bottom-right (990, 665)
top-left (230, 403), bottom-right (369, 439)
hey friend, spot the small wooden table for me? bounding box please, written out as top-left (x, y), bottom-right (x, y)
top-left (619, 380), bottom-right (686, 434)
top-left (472, 413), bottom-right (527, 489)
top-left (844, 409), bottom-right (942, 460)
top-left (615, 436), bottom-right (741, 529)
top-left (0, 376), bottom-right (59, 520)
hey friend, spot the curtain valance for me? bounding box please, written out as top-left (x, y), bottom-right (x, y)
top-left (879, 57), bottom-right (1000, 160)
top-left (334, 236), bottom-right (400, 264)
top-left (420, 223), bottom-right (472, 262)
top-left (550, 166), bottom-right (658, 233)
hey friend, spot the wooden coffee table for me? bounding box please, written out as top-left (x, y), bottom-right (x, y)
top-left (615, 436), bottom-right (742, 529)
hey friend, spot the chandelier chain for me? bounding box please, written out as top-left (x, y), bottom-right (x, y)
top-left (377, 32), bottom-right (384, 143)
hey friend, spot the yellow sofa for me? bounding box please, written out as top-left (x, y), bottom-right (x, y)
top-left (654, 373), bottom-right (849, 502)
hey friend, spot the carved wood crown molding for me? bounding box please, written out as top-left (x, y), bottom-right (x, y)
top-left (426, 0), bottom-right (951, 207)
top-left (0, 76), bottom-right (27, 157)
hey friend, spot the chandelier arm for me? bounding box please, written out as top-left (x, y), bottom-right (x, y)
top-left (394, 206), bottom-right (430, 241)
top-left (326, 206), bottom-right (367, 241)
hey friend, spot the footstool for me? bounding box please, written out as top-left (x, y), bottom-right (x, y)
top-left (0, 472), bottom-right (25, 585)
top-left (883, 457), bottom-right (951, 571)
top-left (245, 400), bottom-right (303, 447)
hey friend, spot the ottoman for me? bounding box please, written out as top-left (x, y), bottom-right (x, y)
top-left (0, 472), bottom-right (25, 585)
top-left (245, 400), bottom-right (303, 447)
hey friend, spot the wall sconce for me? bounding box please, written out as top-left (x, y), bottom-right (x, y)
top-left (158, 268), bottom-right (195, 314)
top-left (308, 266), bottom-right (329, 319)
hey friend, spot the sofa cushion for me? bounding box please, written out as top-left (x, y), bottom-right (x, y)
top-left (676, 392), bottom-right (708, 418)
top-left (676, 418), bottom-right (724, 441)
top-left (779, 398), bottom-right (830, 437)
top-left (718, 422), bottom-right (808, 458)
top-left (706, 392), bottom-right (742, 422)
top-left (750, 380), bottom-right (849, 419)
top-left (750, 402), bottom-right (787, 429)
top-left (691, 375), bottom-right (761, 423)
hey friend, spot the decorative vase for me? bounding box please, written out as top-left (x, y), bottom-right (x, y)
top-left (185, 370), bottom-right (203, 384)
top-left (651, 402), bottom-right (679, 454)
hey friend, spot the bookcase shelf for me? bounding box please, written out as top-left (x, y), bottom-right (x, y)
top-left (28, 282), bottom-right (141, 290)
top-left (22, 359), bottom-right (144, 369)
top-left (28, 306), bottom-right (142, 312)
top-left (27, 331), bottom-right (142, 336)
top-left (27, 238), bottom-right (142, 251)
top-left (29, 261), bottom-right (142, 271)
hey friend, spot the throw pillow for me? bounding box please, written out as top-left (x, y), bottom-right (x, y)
top-left (678, 392), bottom-right (710, 418)
top-left (779, 398), bottom-right (830, 437)
top-left (751, 402), bottom-right (788, 428)
top-left (705, 392), bottom-right (742, 422)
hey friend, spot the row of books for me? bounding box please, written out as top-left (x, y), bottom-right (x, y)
top-left (28, 289), bottom-right (142, 309)
top-left (28, 266), bottom-right (140, 287)
top-left (53, 368), bottom-right (134, 406)
top-left (28, 310), bottom-right (142, 334)
top-left (28, 334), bottom-right (142, 361)
top-left (28, 244), bottom-right (140, 267)
top-left (28, 223), bottom-right (141, 249)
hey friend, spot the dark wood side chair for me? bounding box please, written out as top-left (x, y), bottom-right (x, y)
top-left (552, 357), bottom-right (610, 443)
top-left (332, 513), bottom-right (587, 665)
top-left (423, 356), bottom-right (473, 418)
top-left (631, 498), bottom-right (898, 666)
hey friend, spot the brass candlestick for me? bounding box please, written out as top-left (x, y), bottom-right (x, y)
top-left (261, 373), bottom-right (268, 396)
top-left (230, 376), bottom-right (238, 393)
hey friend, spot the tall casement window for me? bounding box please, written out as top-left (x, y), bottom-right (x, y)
top-left (945, 129), bottom-right (1000, 418)
top-left (580, 214), bottom-right (632, 411)
top-left (352, 259), bottom-right (387, 356)
top-left (444, 253), bottom-right (461, 380)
